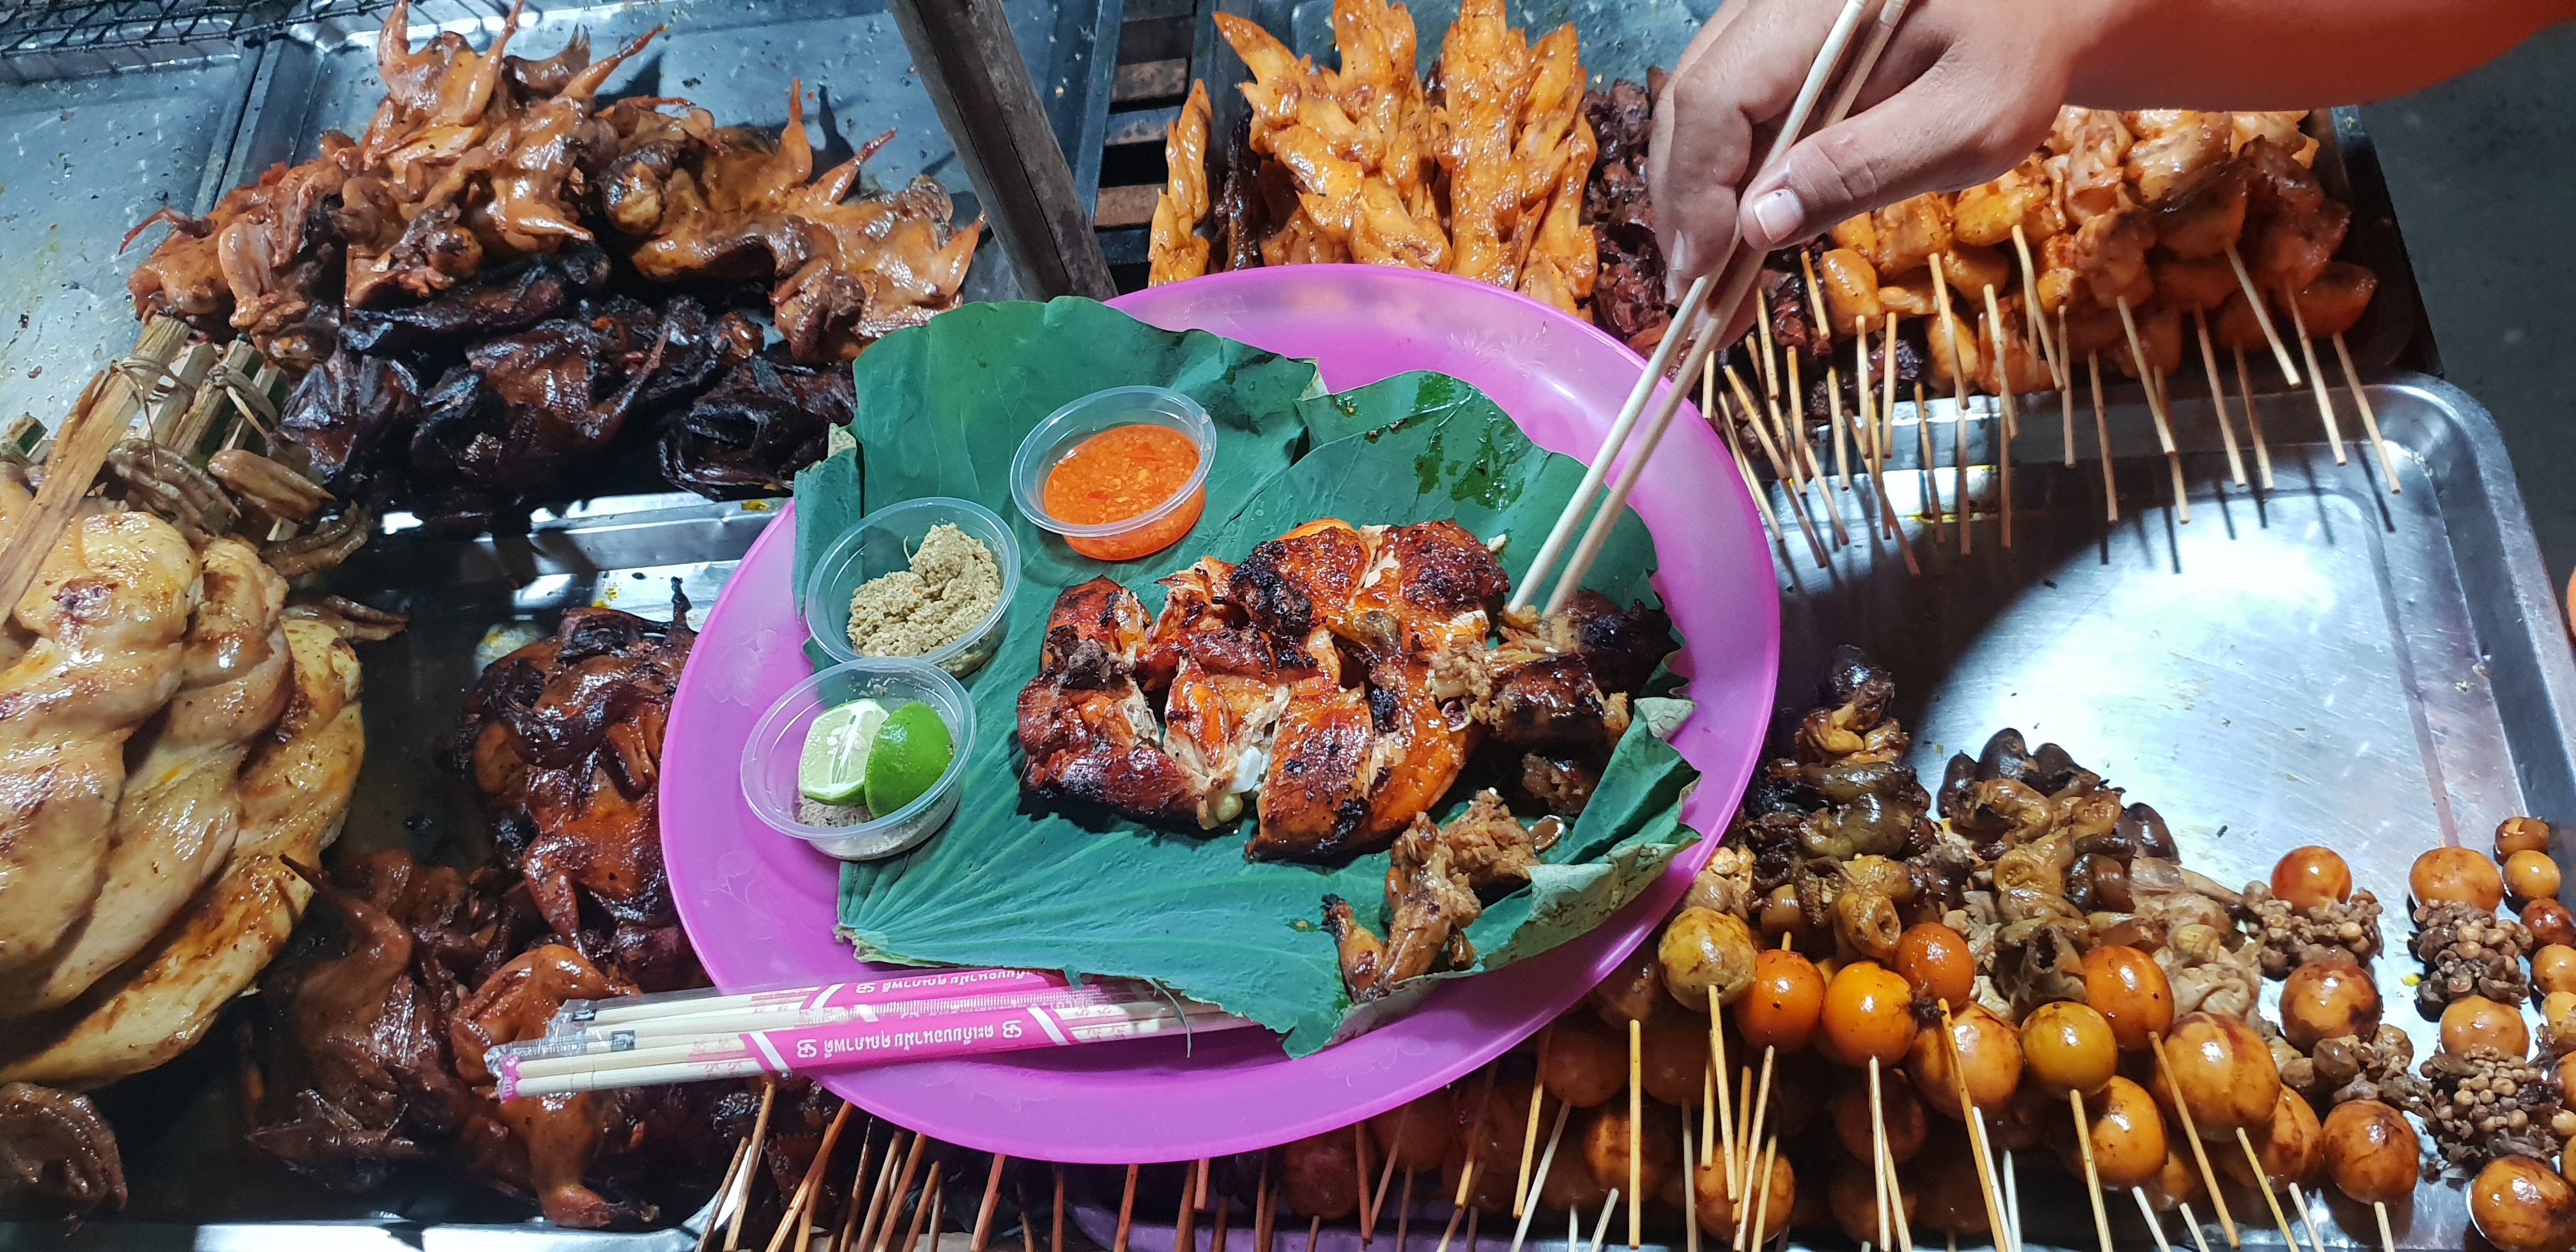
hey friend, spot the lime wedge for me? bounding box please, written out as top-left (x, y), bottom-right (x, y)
top-left (799, 698), bottom-right (890, 805)
top-left (864, 701), bottom-right (954, 816)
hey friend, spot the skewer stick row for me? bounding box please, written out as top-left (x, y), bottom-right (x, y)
top-left (2332, 331), bottom-right (2400, 492)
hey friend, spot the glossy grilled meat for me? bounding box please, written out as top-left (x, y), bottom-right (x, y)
top-left (450, 599), bottom-right (693, 964)
top-left (1020, 521), bottom-right (1531, 862)
top-left (449, 944), bottom-right (643, 1228)
top-left (1018, 577), bottom-right (1201, 823)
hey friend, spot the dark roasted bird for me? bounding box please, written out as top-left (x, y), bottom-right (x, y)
top-left (448, 597), bottom-right (696, 988)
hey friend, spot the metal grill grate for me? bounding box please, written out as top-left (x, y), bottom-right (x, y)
top-left (0, 0), bottom-right (513, 82)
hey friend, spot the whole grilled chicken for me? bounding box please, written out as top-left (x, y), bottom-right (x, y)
top-left (12, 537), bottom-right (289, 1015)
top-left (0, 505), bottom-right (199, 1002)
top-left (1, 615), bottom-right (364, 1087)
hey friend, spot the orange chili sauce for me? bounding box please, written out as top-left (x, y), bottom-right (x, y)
top-left (1041, 422), bottom-right (1206, 560)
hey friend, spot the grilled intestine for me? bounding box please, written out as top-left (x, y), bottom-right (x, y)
top-left (126, 2), bottom-right (976, 532)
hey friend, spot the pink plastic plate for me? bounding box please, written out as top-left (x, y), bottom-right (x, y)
top-left (661, 266), bottom-right (1780, 1162)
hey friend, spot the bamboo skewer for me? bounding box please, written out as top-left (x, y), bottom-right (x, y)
top-left (1828, 369), bottom-right (1853, 492)
top-left (2133, 1189), bottom-right (2174, 1252)
top-left (1928, 259), bottom-right (1971, 554)
top-left (1307, 1217), bottom-right (1323, 1252)
top-left (857, 1134), bottom-right (914, 1252)
top-left (880, 1133), bottom-right (934, 1252)
top-left (726, 1080), bottom-right (780, 1252)
top-left (2089, 355), bottom-right (2119, 524)
top-left (1589, 1193), bottom-right (1620, 1252)
top-left (0, 316), bottom-right (189, 624)
top-left (2069, 1090), bottom-right (2114, 1252)
top-left (2224, 243), bottom-right (2301, 385)
top-left (1879, 312), bottom-right (1899, 461)
top-left (1710, 361), bottom-right (1785, 551)
top-left (1800, 250), bottom-right (1851, 492)
top-left (2192, 311), bottom-right (2249, 486)
top-left (765, 1101), bottom-right (857, 1252)
top-left (1745, 1139), bottom-right (1779, 1252)
top-left (2114, 296), bottom-right (2189, 523)
top-left (2235, 346), bottom-right (2275, 489)
top-left (1509, 1103), bottom-right (1572, 1252)
top-left (1054, 1168), bottom-right (1068, 1252)
top-left (1709, 1000), bottom-right (1735, 1188)
top-left (1934, 1006), bottom-right (2009, 1251)
top-left (1114, 1164), bottom-right (1141, 1252)
top-left (1913, 382), bottom-right (1942, 539)
top-left (2181, 1203), bottom-right (2216, 1252)
top-left (2011, 226), bottom-right (2062, 386)
top-left (699, 1141), bottom-right (754, 1252)
top-left (1516, 1028), bottom-right (1552, 1218)
top-left (1756, 295), bottom-right (1781, 404)
top-left (2149, 1034), bottom-right (2237, 1248)
top-left (2285, 1182), bottom-right (2329, 1252)
top-left (1682, 1121), bottom-right (1700, 1252)
top-left (1214, 1196), bottom-right (1234, 1252)
top-left (1870, 1059), bottom-right (1892, 1252)
top-left (1177, 1161), bottom-right (1202, 1252)
top-left (2002, 1152), bottom-right (2021, 1252)
top-left (1726, 366), bottom-right (1830, 567)
top-left (1629, 1018), bottom-right (1644, 1248)
top-left (968, 1155), bottom-right (1009, 1252)
top-left (1257, 1155), bottom-right (1277, 1252)
top-left (2332, 332), bottom-right (2400, 492)
top-left (1366, 1127), bottom-right (1395, 1244)
top-left (1022, 1176), bottom-right (1039, 1252)
top-left (2373, 1202), bottom-right (2396, 1252)
top-left (2283, 294), bottom-right (2347, 463)
top-left (900, 1163), bottom-right (945, 1252)
top-left (1784, 351), bottom-right (1848, 546)
top-left (845, 1138), bottom-right (896, 1252)
top-left (1720, 395), bottom-right (1789, 553)
top-left (1393, 1173), bottom-right (1413, 1252)
top-left (1982, 285), bottom-right (2016, 547)
top-left (2236, 1128), bottom-right (2301, 1252)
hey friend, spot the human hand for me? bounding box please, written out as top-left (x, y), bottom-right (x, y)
top-left (1646, 0), bottom-right (2110, 310)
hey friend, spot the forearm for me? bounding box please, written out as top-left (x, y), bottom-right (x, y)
top-left (2071, 0), bottom-right (2575, 109)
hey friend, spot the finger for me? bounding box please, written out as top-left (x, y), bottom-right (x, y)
top-left (1649, 0), bottom-right (1841, 296)
top-left (1734, 52), bottom-right (2055, 252)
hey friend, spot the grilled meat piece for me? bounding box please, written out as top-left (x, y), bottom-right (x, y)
top-left (1018, 577), bottom-right (1202, 823)
top-left (278, 348), bottom-right (423, 495)
top-left (1149, 560), bottom-right (1317, 828)
top-left (451, 598), bottom-right (694, 947)
top-left (245, 858), bottom-right (467, 1193)
top-left (658, 355), bottom-right (854, 500)
top-left (339, 243), bottom-right (611, 356)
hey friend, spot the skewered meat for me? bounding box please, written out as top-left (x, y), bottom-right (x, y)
top-left (2250, 199), bottom-right (2350, 297)
top-left (0, 1082), bottom-right (125, 1214)
top-left (0, 616), bottom-right (364, 1087)
top-left (337, 242), bottom-right (610, 355)
top-left (0, 508), bottom-right (197, 1001)
top-left (2151, 162), bottom-right (2250, 260)
top-left (1148, 80), bottom-right (1214, 287)
top-left (1586, 78), bottom-right (1669, 351)
top-left (1953, 155), bottom-right (2060, 248)
top-left (450, 599), bottom-right (693, 964)
top-left (2283, 261), bottom-right (2377, 339)
top-left (658, 355), bottom-right (855, 500)
top-left (8, 538), bottom-right (289, 1016)
top-left (2122, 110), bottom-right (2232, 205)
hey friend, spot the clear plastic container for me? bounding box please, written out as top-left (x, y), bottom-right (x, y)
top-left (739, 658), bottom-right (976, 860)
top-left (803, 496), bottom-right (1019, 676)
top-left (1008, 385), bottom-right (1215, 561)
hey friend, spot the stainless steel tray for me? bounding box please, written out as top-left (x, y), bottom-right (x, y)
top-left (1007, 373), bottom-right (2576, 1252)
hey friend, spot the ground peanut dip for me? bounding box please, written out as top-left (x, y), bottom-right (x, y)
top-left (846, 523), bottom-right (1002, 657)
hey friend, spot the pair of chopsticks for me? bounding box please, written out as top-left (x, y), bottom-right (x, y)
top-left (500, 971), bottom-right (1248, 1097)
top-left (1510, 0), bottom-right (1912, 616)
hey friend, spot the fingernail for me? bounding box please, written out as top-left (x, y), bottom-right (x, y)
top-left (1664, 234), bottom-right (1696, 302)
top-left (1747, 188), bottom-right (1804, 250)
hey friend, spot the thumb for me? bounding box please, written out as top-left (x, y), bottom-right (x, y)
top-left (1735, 71), bottom-right (2037, 254)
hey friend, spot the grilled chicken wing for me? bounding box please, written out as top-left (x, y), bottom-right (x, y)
top-left (1018, 577), bottom-right (1200, 822)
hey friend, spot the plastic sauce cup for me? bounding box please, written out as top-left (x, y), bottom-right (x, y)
top-left (740, 658), bottom-right (975, 861)
top-left (1009, 386), bottom-right (1215, 562)
top-left (802, 496), bottom-right (1020, 677)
